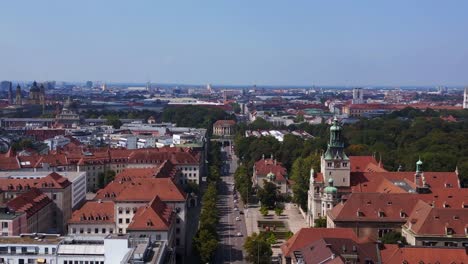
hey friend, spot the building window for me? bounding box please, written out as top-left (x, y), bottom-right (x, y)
top-left (102, 228), bottom-right (106, 233)
top-left (176, 238), bottom-right (180, 246)
top-left (125, 208), bottom-right (130, 214)
top-left (95, 228), bottom-right (99, 233)
top-left (45, 248), bottom-right (48, 254)
top-left (118, 208), bottom-right (123, 214)
top-left (126, 218), bottom-right (130, 224)
top-left (52, 194), bottom-right (57, 200)
top-left (378, 229), bottom-right (392, 238)
top-left (118, 218), bottom-right (123, 224)
top-left (156, 235), bottom-right (161, 240)
top-left (80, 228), bottom-right (84, 234)
top-left (176, 228), bottom-right (180, 234)
top-left (327, 162), bottom-right (332, 167)
top-left (343, 163), bottom-right (348, 167)
top-left (176, 218), bottom-right (180, 224)
top-left (445, 242), bottom-right (457, 247)
top-left (119, 228), bottom-right (123, 233)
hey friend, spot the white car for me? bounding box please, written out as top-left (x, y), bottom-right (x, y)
top-left (235, 216), bottom-right (241, 221)
top-left (234, 199), bottom-right (238, 203)
top-left (234, 207), bottom-right (238, 211)
top-left (236, 232), bottom-right (242, 237)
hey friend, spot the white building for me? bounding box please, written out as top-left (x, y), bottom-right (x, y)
top-left (0, 234), bottom-right (173, 264)
top-left (352, 88), bottom-right (365, 104)
top-left (44, 136), bottom-right (71, 151)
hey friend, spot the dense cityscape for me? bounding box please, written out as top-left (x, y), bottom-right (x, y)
top-left (2, 1), bottom-right (468, 264)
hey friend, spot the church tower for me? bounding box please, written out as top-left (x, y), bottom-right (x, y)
top-left (8, 82), bottom-right (13, 104)
top-left (15, 84), bottom-right (22, 105)
top-left (321, 117), bottom-right (350, 187)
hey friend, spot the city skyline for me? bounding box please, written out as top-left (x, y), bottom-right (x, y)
top-left (1, 1), bottom-right (468, 86)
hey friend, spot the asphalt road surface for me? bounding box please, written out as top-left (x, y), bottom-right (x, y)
top-left (213, 145), bottom-right (247, 263)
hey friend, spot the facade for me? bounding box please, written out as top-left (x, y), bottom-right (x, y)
top-left (213, 119), bottom-right (236, 136)
top-left (0, 172), bottom-right (73, 234)
top-left (54, 97), bottom-right (80, 128)
top-left (252, 156), bottom-right (288, 194)
top-left (92, 177), bottom-right (187, 255)
top-left (327, 193), bottom-right (421, 240)
top-left (0, 234), bottom-right (174, 264)
top-left (402, 200), bottom-right (468, 247)
top-left (5, 189), bottom-right (53, 235)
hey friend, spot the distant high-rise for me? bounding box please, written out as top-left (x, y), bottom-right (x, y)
top-left (8, 82), bottom-right (13, 104)
top-left (86, 81), bottom-right (93, 88)
top-left (1, 81), bottom-right (12, 91)
top-left (15, 85), bottom-right (22, 105)
top-left (101, 83), bottom-right (107, 91)
top-left (352, 88), bottom-right (365, 104)
top-left (463, 87), bottom-right (468, 109)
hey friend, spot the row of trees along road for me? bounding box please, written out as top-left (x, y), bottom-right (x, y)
top-left (192, 141), bottom-right (222, 263)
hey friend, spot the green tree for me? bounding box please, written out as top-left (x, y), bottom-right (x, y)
top-left (244, 232), bottom-right (273, 264)
top-left (193, 228), bottom-right (218, 263)
top-left (97, 170), bottom-right (116, 189)
top-left (274, 207), bottom-right (283, 216)
top-left (290, 154), bottom-right (320, 210)
top-left (381, 231), bottom-right (407, 244)
top-left (314, 217), bottom-right (327, 228)
top-left (260, 206), bottom-right (269, 216)
top-left (257, 181), bottom-right (279, 209)
top-left (106, 115), bottom-right (123, 129)
top-left (265, 232), bottom-right (277, 245)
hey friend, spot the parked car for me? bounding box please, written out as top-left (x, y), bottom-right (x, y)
top-left (235, 216), bottom-right (241, 221)
top-left (236, 232), bottom-right (242, 237)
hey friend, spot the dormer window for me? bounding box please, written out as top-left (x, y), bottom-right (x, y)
top-left (357, 210), bottom-right (364, 217)
top-left (400, 211), bottom-right (407, 218)
top-left (446, 227), bottom-right (454, 235)
top-left (146, 220), bottom-right (153, 226)
top-left (378, 211), bottom-right (385, 218)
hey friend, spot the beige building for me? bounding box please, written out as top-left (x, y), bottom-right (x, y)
top-left (213, 120), bottom-right (236, 136)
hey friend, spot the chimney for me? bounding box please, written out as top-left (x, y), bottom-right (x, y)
top-left (376, 240), bottom-right (384, 250)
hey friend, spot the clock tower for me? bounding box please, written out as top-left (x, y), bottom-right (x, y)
top-left (320, 117), bottom-right (350, 187)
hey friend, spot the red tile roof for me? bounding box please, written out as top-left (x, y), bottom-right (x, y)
top-left (328, 193), bottom-right (421, 223)
top-left (380, 244), bottom-right (468, 263)
top-left (68, 200), bottom-right (115, 224)
top-left (280, 228), bottom-right (361, 258)
top-left (254, 158), bottom-right (287, 182)
top-left (0, 147), bottom-right (201, 170)
top-left (114, 160), bottom-right (177, 181)
top-left (213, 120), bottom-right (236, 127)
top-left (94, 178), bottom-right (186, 202)
top-left (296, 237), bottom-right (379, 264)
top-left (6, 188), bottom-right (52, 218)
top-left (0, 172), bottom-right (71, 191)
top-left (404, 200), bottom-right (468, 238)
top-left (127, 196), bottom-right (173, 231)
top-left (350, 171), bottom-right (460, 193)
top-left (349, 156), bottom-right (387, 173)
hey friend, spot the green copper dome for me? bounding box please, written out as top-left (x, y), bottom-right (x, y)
top-left (324, 178), bottom-right (337, 194)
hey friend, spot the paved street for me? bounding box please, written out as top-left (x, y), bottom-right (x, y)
top-left (213, 142), bottom-right (247, 263)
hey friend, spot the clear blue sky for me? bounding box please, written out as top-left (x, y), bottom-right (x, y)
top-left (1, 0), bottom-right (468, 86)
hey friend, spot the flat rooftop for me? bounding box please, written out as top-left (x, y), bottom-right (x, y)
top-left (0, 235), bottom-right (63, 245)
